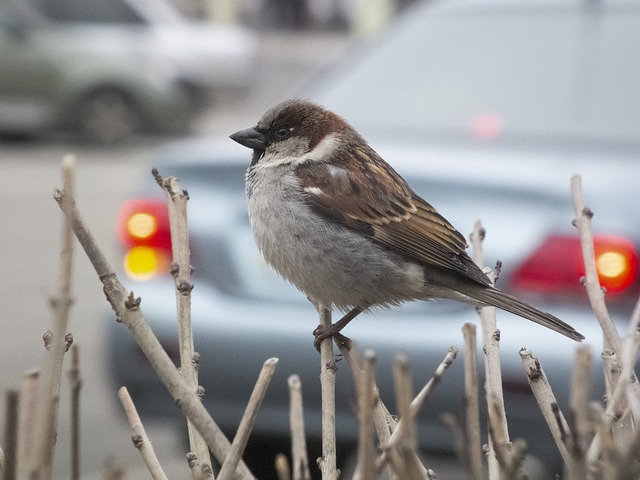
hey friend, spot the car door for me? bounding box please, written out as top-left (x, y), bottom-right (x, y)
top-left (0, 5), bottom-right (59, 130)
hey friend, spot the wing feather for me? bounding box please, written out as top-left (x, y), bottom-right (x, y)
top-left (296, 150), bottom-right (489, 285)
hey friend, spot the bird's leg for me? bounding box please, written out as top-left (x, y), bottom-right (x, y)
top-left (313, 307), bottom-right (363, 351)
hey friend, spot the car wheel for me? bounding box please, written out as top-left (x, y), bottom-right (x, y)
top-left (76, 88), bottom-right (139, 143)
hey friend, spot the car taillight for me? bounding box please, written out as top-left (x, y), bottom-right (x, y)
top-left (512, 234), bottom-right (639, 296)
top-left (117, 199), bottom-right (172, 280)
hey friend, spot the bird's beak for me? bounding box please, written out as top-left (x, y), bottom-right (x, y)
top-left (230, 127), bottom-right (267, 150)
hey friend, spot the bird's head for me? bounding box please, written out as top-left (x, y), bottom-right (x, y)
top-left (230, 99), bottom-right (355, 168)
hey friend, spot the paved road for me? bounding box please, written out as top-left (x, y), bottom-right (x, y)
top-left (0, 31), bottom-right (352, 479)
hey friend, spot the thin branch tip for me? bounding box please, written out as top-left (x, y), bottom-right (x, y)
top-left (151, 167), bottom-right (162, 186)
top-left (62, 154), bottom-right (76, 169)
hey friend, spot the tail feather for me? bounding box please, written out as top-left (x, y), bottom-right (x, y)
top-left (461, 285), bottom-right (585, 342)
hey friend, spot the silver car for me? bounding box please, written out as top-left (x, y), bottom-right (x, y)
top-left (108, 0), bottom-right (640, 476)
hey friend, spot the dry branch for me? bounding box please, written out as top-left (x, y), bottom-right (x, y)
top-left (68, 345), bottom-right (82, 480)
top-left (352, 350), bottom-right (376, 480)
top-left (570, 175), bottom-right (622, 356)
top-left (571, 174), bottom-right (640, 478)
top-left (393, 353), bottom-right (416, 453)
top-left (335, 339), bottom-right (397, 480)
top-left (385, 348), bottom-right (458, 479)
top-left (384, 353), bottom-right (424, 480)
top-left (16, 369), bottom-right (39, 480)
top-left (30, 155), bottom-right (77, 480)
top-left (288, 375), bottom-right (311, 480)
top-left (470, 220), bottom-right (510, 478)
top-left (409, 347), bottom-right (458, 419)
top-left (53, 187), bottom-right (254, 480)
top-left (566, 345), bottom-right (592, 480)
top-left (316, 306), bottom-right (338, 480)
top-left (462, 323), bottom-right (482, 480)
top-left (519, 349), bottom-right (571, 464)
top-left (118, 387), bottom-right (169, 480)
top-left (153, 169), bottom-right (212, 476)
top-left (218, 357), bottom-right (279, 480)
top-left (440, 412), bottom-right (465, 467)
top-left (3, 390), bottom-right (19, 480)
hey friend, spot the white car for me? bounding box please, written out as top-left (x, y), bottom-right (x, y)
top-left (0, 0), bottom-right (258, 142)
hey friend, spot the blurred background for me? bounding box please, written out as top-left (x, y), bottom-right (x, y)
top-left (1, 0), bottom-right (639, 478)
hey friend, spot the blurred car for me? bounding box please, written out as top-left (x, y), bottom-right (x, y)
top-left (0, 0), bottom-right (257, 142)
top-left (107, 0), bottom-right (640, 476)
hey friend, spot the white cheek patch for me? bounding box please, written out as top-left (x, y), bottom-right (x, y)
top-left (256, 133), bottom-right (339, 169)
top-left (297, 133), bottom-right (338, 165)
top-left (258, 137), bottom-right (309, 168)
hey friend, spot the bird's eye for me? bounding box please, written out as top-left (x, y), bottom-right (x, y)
top-left (275, 127), bottom-right (291, 139)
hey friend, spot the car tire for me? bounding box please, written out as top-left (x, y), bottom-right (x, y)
top-left (76, 88), bottom-right (139, 144)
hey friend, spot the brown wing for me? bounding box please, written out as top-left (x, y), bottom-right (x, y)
top-left (296, 149), bottom-right (489, 284)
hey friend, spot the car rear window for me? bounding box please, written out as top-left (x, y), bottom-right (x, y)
top-left (315, 4), bottom-right (640, 149)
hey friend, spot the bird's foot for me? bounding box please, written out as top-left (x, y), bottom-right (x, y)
top-left (312, 306), bottom-right (363, 351)
top-left (313, 325), bottom-right (353, 351)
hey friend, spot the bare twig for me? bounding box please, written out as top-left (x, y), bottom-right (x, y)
top-left (317, 306), bottom-right (338, 480)
top-left (68, 345), bottom-right (82, 480)
top-left (394, 353), bottom-right (417, 452)
top-left (384, 353), bottom-right (425, 480)
top-left (288, 375), bottom-right (311, 480)
top-left (601, 350), bottom-right (622, 401)
top-left (519, 349), bottom-right (571, 464)
top-left (487, 399), bottom-right (527, 478)
top-left (153, 169), bottom-right (212, 476)
top-left (3, 390), bottom-right (19, 480)
top-left (352, 350), bottom-right (376, 480)
top-left (54, 188), bottom-right (254, 479)
top-left (409, 347), bottom-right (458, 419)
top-left (471, 220), bottom-right (509, 478)
top-left (595, 333), bottom-right (640, 458)
top-left (16, 369), bottom-right (39, 480)
top-left (462, 323), bottom-right (482, 480)
top-left (571, 175), bottom-right (640, 477)
top-left (570, 175), bottom-right (622, 356)
top-left (440, 413), bottom-right (465, 469)
top-left (218, 357), bottom-right (279, 480)
top-left (118, 387), bottom-right (169, 480)
top-left (31, 155), bottom-right (76, 480)
top-left (612, 333), bottom-right (640, 477)
top-left (384, 348), bottom-right (458, 479)
top-left (335, 339), bottom-right (397, 480)
top-left (566, 345), bottom-right (592, 480)
top-left (585, 402), bottom-right (605, 479)
top-left (624, 303), bottom-right (640, 422)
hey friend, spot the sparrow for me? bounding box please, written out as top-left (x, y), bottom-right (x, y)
top-left (230, 99), bottom-right (585, 347)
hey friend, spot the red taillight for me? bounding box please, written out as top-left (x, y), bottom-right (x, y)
top-left (512, 234), bottom-right (638, 296)
top-left (471, 112), bottom-right (503, 141)
top-left (117, 199), bottom-right (172, 279)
